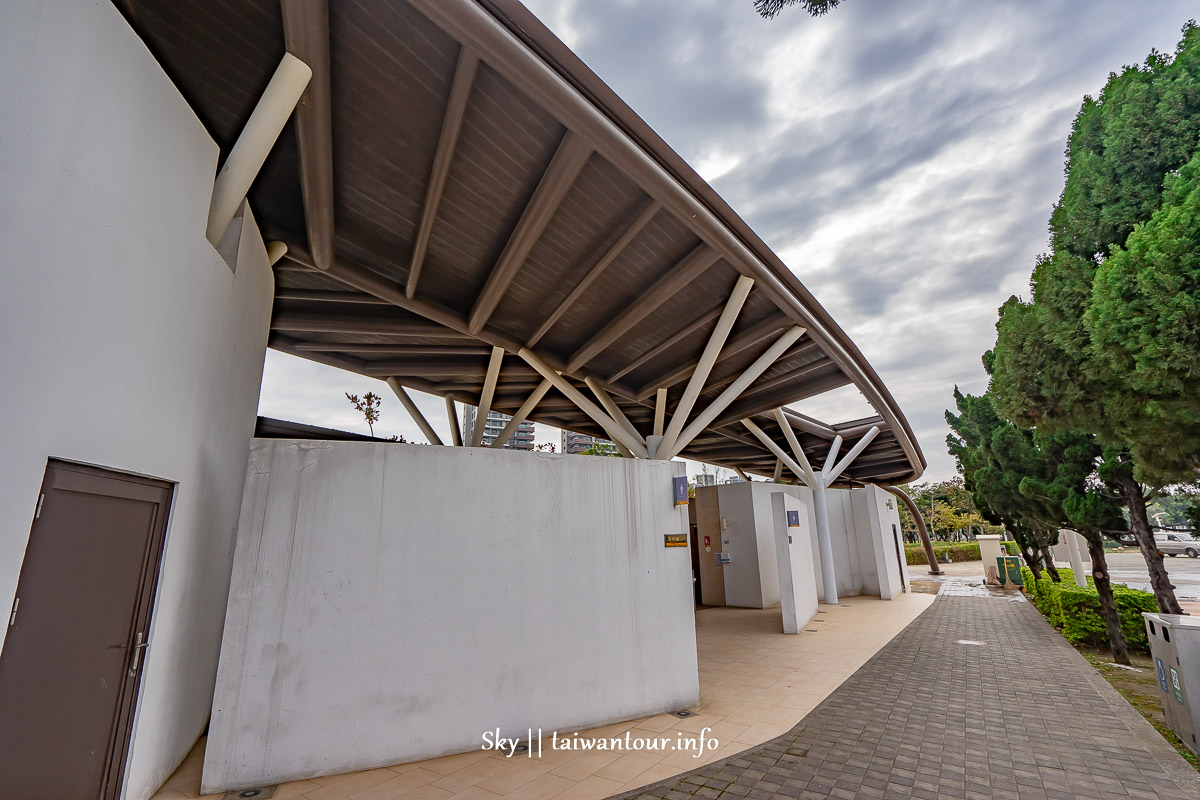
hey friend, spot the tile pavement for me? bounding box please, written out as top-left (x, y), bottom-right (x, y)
top-left (617, 592), bottom-right (1200, 800)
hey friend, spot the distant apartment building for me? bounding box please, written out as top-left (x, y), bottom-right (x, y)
top-left (562, 430), bottom-right (619, 455)
top-left (693, 473), bottom-right (717, 488)
top-left (462, 407), bottom-right (535, 450)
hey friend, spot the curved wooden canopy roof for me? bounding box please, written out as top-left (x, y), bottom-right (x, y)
top-left (117, 0), bottom-right (926, 485)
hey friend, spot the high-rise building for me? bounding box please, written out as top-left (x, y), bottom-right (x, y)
top-left (561, 430), bottom-right (618, 455)
top-left (461, 407), bottom-right (536, 450)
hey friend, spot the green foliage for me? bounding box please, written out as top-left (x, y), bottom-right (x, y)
top-left (1022, 567), bottom-right (1158, 652)
top-left (904, 542), bottom-right (980, 565)
top-left (1086, 145), bottom-right (1200, 483)
top-left (753, 0), bottom-right (844, 19)
top-left (988, 23), bottom-right (1200, 488)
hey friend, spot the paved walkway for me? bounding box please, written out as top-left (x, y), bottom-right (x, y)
top-left (619, 589), bottom-right (1200, 800)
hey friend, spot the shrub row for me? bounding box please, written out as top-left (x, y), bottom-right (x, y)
top-left (1021, 567), bottom-right (1158, 652)
top-left (904, 541), bottom-right (981, 565)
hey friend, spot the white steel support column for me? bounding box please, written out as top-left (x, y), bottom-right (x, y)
top-left (811, 473), bottom-right (839, 605)
top-left (772, 408), bottom-right (816, 487)
top-left (470, 346), bottom-right (504, 447)
top-left (742, 419), bottom-right (809, 484)
top-left (658, 275), bottom-right (754, 458)
top-left (661, 325), bottom-right (805, 460)
top-left (386, 378), bottom-right (444, 445)
top-left (491, 379), bottom-right (552, 449)
top-left (653, 387), bottom-right (667, 437)
top-left (517, 348), bottom-right (649, 458)
top-left (445, 396), bottom-right (462, 446)
top-left (824, 435), bottom-right (843, 478)
top-left (823, 427), bottom-right (880, 487)
top-left (207, 53), bottom-right (312, 244)
top-left (773, 459), bottom-right (783, 482)
top-left (584, 376), bottom-right (643, 446)
top-left (734, 467), bottom-right (750, 483)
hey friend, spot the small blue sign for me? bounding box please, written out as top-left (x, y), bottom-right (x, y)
top-left (673, 476), bottom-right (689, 506)
top-left (1156, 657), bottom-right (1169, 694)
top-left (786, 510), bottom-right (800, 527)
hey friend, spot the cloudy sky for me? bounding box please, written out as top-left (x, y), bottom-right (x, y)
top-left (260, 0), bottom-right (1196, 483)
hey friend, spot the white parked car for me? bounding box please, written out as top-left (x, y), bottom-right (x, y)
top-left (1155, 532), bottom-right (1199, 558)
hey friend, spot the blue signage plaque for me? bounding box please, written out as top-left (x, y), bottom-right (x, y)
top-left (786, 510), bottom-right (800, 527)
top-left (673, 476), bottom-right (688, 506)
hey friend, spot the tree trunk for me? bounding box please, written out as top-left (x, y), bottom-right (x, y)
top-left (1021, 548), bottom-right (1043, 580)
top-left (1082, 530), bottom-right (1130, 666)
top-left (1116, 472), bottom-right (1183, 614)
top-left (1042, 549), bottom-right (1061, 583)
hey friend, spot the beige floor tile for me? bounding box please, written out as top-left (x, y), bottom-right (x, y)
top-left (418, 751), bottom-right (493, 777)
top-left (274, 781), bottom-right (322, 800)
top-left (391, 785), bottom-right (453, 800)
top-left (150, 595), bottom-right (935, 800)
top-left (547, 749), bottom-right (622, 781)
top-left (347, 769), bottom-right (442, 800)
top-left (429, 757), bottom-right (511, 794)
top-left (496, 773), bottom-right (574, 800)
top-left (444, 786), bottom-right (502, 800)
top-left (474, 760), bottom-right (555, 795)
top-left (305, 768), bottom-right (398, 800)
top-left (552, 775), bottom-right (625, 800)
top-left (591, 752), bottom-right (665, 783)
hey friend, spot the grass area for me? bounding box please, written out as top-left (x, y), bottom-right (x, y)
top-left (1075, 644), bottom-right (1200, 771)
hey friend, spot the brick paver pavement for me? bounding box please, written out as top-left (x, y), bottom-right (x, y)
top-left (619, 592), bottom-right (1200, 799)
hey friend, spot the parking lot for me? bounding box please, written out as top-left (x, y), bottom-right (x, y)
top-left (1106, 551), bottom-right (1200, 602)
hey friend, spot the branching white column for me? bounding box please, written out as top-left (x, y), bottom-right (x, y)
top-left (491, 379), bottom-right (552, 449)
top-left (470, 347), bottom-right (504, 447)
top-left (445, 396), bottom-right (462, 446)
top-left (810, 471), bottom-right (839, 605)
top-left (517, 348), bottom-right (649, 458)
top-left (207, 53), bottom-right (312, 244)
top-left (386, 378), bottom-right (443, 446)
top-left (657, 275), bottom-right (754, 458)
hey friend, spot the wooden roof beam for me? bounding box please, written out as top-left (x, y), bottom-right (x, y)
top-left (527, 198), bottom-right (660, 347)
top-left (607, 305), bottom-right (723, 385)
top-left (281, 0), bottom-right (335, 270)
top-left (270, 312), bottom-right (460, 337)
top-left (469, 131), bottom-right (593, 333)
top-left (407, 45), bottom-right (479, 298)
top-left (567, 244), bottom-right (722, 373)
top-left (635, 312), bottom-right (791, 400)
top-left (275, 289), bottom-right (390, 304)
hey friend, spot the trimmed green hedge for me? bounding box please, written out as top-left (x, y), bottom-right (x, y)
top-left (1021, 567), bottom-right (1158, 652)
top-left (1003, 540), bottom-right (1021, 556)
top-left (905, 541), bottom-right (980, 565)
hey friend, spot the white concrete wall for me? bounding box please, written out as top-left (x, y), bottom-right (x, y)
top-left (714, 482), bottom-right (763, 607)
top-left (732, 485), bottom-right (905, 604)
top-left (203, 441), bottom-right (698, 791)
top-left (0, 3), bottom-right (274, 798)
top-left (771, 492), bottom-right (818, 634)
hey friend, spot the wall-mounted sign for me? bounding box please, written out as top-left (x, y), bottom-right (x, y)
top-left (786, 510), bottom-right (800, 527)
top-left (673, 476), bottom-right (688, 506)
top-left (1156, 656), bottom-right (1169, 694)
top-left (1170, 665), bottom-right (1185, 704)
top-left (715, 552), bottom-right (732, 564)
top-left (664, 533), bottom-right (688, 548)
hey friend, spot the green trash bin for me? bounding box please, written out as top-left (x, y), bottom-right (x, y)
top-left (996, 556), bottom-right (1024, 587)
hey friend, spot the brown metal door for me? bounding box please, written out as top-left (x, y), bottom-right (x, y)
top-left (0, 461), bottom-right (172, 800)
top-left (694, 487), bottom-right (726, 606)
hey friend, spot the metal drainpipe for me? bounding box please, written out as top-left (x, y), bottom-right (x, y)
top-left (884, 486), bottom-right (943, 576)
top-left (812, 473), bottom-right (840, 605)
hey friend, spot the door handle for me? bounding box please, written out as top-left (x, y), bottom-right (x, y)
top-left (128, 632), bottom-right (148, 677)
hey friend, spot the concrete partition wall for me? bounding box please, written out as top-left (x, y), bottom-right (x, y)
top-left (203, 440), bottom-right (698, 791)
top-left (771, 492), bottom-right (818, 634)
top-left (0, 3), bottom-right (275, 798)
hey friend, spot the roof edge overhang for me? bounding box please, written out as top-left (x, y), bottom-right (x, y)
top-left (449, 0), bottom-right (926, 483)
